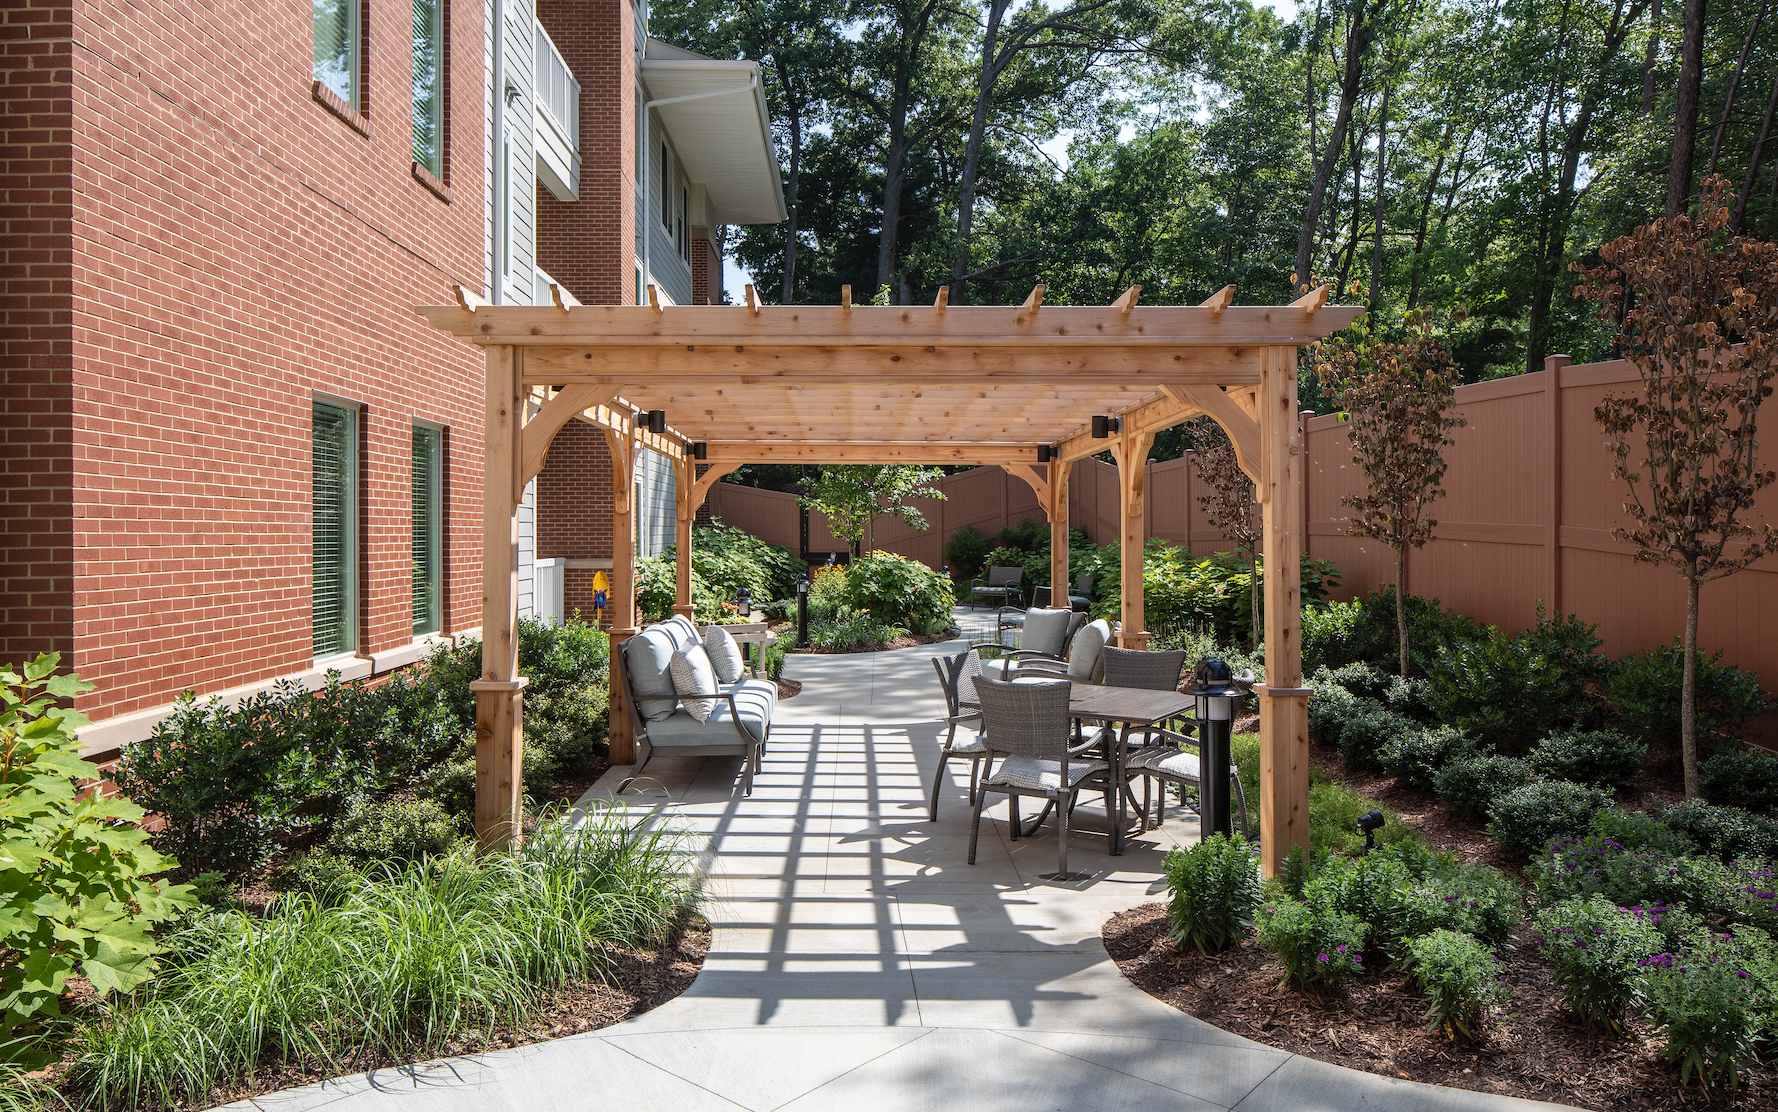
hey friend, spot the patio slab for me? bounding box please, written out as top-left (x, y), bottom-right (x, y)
top-left (218, 626), bottom-right (1580, 1112)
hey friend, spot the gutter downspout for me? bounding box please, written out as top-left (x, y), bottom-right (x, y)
top-left (639, 70), bottom-right (758, 304)
top-left (491, 0), bottom-right (505, 305)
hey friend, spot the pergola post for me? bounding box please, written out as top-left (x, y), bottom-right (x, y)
top-left (1257, 345), bottom-right (1311, 876)
top-left (672, 454), bottom-right (696, 619)
top-left (1049, 460), bottom-right (1070, 607)
top-left (470, 345), bottom-right (528, 852)
top-left (604, 426), bottom-right (639, 766)
top-left (1113, 428), bottom-right (1155, 648)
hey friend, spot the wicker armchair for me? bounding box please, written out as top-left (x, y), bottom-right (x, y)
top-left (928, 650), bottom-right (990, 822)
top-left (1125, 728), bottom-right (1250, 837)
top-left (1100, 646), bottom-right (1192, 744)
top-left (969, 675), bottom-right (1111, 879)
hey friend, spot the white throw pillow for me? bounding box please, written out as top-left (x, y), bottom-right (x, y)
top-left (703, 625), bottom-right (746, 684)
top-left (668, 645), bottom-right (720, 722)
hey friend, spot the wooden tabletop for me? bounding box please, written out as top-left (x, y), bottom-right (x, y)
top-left (1066, 683), bottom-right (1192, 725)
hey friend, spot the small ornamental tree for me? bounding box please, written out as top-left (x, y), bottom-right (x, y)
top-left (1317, 314), bottom-right (1466, 676)
top-left (798, 464), bottom-right (946, 554)
top-left (1191, 418), bottom-right (1262, 650)
top-left (1573, 175), bottom-right (1778, 799)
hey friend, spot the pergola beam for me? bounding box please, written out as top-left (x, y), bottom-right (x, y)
top-left (703, 442), bottom-right (1049, 464)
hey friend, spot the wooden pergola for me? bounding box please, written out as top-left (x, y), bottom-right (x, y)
top-left (417, 283), bottom-right (1362, 876)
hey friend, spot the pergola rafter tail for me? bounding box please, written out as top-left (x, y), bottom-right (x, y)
top-left (417, 290), bottom-right (1359, 878)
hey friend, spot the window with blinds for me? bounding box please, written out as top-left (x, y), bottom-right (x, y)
top-left (411, 0), bottom-right (444, 176)
top-left (412, 425), bottom-right (443, 635)
top-left (313, 402), bottom-right (358, 657)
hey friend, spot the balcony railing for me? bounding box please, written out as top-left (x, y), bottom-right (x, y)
top-left (534, 22), bottom-right (580, 199)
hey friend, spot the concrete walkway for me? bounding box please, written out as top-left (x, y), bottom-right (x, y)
top-left (234, 632), bottom-right (1575, 1112)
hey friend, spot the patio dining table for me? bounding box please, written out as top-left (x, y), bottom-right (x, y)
top-left (967, 678), bottom-right (1194, 856)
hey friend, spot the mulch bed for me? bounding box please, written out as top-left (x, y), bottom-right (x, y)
top-left (41, 915), bottom-right (710, 1111)
top-left (1104, 733), bottom-right (1776, 1111)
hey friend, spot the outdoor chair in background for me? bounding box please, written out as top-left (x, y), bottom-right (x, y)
top-left (968, 566), bottom-right (1025, 612)
top-left (968, 675), bottom-right (1111, 879)
top-left (1126, 728), bottom-right (1250, 837)
top-left (977, 607), bottom-right (1083, 682)
top-left (1068, 573), bottom-right (1097, 613)
top-left (1100, 645), bottom-right (1192, 747)
top-left (1009, 617), bottom-right (1113, 686)
top-left (928, 650), bottom-right (990, 822)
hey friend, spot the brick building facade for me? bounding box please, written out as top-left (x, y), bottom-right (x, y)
top-left (1, 1), bottom-right (488, 749)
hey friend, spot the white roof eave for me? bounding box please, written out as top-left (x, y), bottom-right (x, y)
top-left (641, 55), bottom-right (786, 226)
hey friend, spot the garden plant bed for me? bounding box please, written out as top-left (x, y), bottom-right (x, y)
top-left (790, 629), bottom-right (959, 654)
top-left (1104, 903), bottom-right (1774, 1111)
top-left (37, 915), bottom-right (711, 1111)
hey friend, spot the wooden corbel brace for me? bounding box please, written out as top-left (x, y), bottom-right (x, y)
top-left (550, 282), bottom-right (581, 311)
top-left (689, 463), bottom-right (740, 512)
top-left (1001, 463), bottom-right (1050, 510)
top-left (1111, 285), bottom-right (1141, 315)
top-left (454, 284), bottom-right (488, 311)
top-left (1163, 384), bottom-right (1262, 491)
top-left (1017, 284), bottom-right (1045, 321)
top-left (521, 384), bottom-right (621, 486)
top-left (1292, 284), bottom-right (1330, 314)
top-left (1200, 284), bottom-right (1235, 317)
top-left (602, 427), bottom-right (636, 515)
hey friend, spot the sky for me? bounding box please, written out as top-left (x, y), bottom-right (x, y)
top-left (723, 0), bottom-right (1301, 302)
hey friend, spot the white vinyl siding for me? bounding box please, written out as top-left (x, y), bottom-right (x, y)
top-left (647, 131), bottom-right (693, 306)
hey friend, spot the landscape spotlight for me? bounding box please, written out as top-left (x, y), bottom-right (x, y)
top-left (1356, 809), bottom-right (1386, 854)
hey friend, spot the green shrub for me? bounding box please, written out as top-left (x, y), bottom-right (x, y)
top-left (1279, 843), bottom-right (1311, 900)
top-left (1385, 867), bottom-right (1523, 948)
top-left (1318, 661), bottom-right (1393, 700)
top-left (1336, 702), bottom-right (1416, 771)
top-left (1531, 896), bottom-right (1663, 1031)
top-left (944, 525), bottom-right (993, 582)
top-left (686, 520), bottom-right (800, 602)
top-left (1487, 780), bottom-right (1614, 858)
top-left (1432, 753), bottom-right (1531, 817)
top-left (1527, 834), bottom-right (1701, 911)
top-left (1163, 834), bottom-right (1261, 955)
top-left (761, 641), bottom-right (787, 680)
top-left (1590, 807), bottom-right (1700, 855)
top-left (1526, 729), bottom-right (1645, 787)
top-left (1700, 749), bottom-right (1778, 812)
top-left (1383, 675), bottom-right (1436, 723)
top-left (523, 680), bottom-right (610, 785)
top-left (809, 609), bottom-right (909, 651)
top-left (1426, 627), bottom-right (1590, 751)
top-left (72, 803), bottom-right (699, 1110)
top-left (842, 552), bottom-right (954, 631)
top-left (1301, 586), bottom-right (1485, 675)
top-left (1306, 681), bottom-right (1361, 743)
top-left (329, 797), bottom-right (459, 865)
top-left (1661, 801), bottom-right (1778, 864)
top-left (1384, 725), bottom-right (1477, 790)
top-left (1606, 640), bottom-right (1773, 750)
top-left (1257, 899), bottom-right (1366, 988)
top-left (1404, 930), bottom-right (1508, 1040)
top-left (266, 851), bottom-right (362, 898)
top-left (1639, 927), bottom-right (1778, 1090)
top-left (1, 654), bottom-right (195, 1038)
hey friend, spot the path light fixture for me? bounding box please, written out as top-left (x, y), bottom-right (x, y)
top-left (1185, 658), bottom-right (1255, 838)
top-left (647, 409), bottom-right (667, 435)
top-left (796, 570), bottom-right (810, 648)
top-left (690, 442), bottom-right (707, 460)
top-left (1091, 415), bottom-right (1123, 439)
top-left (1357, 809), bottom-right (1386, 854)
top-left (733, 585), bottom-right (752, 619)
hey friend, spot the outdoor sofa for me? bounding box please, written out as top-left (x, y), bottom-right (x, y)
top-left (620, 614), bottom-right (777, 795)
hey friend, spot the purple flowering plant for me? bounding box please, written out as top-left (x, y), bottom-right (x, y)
top-left (1530, 896), bottom-right (1662, 1032)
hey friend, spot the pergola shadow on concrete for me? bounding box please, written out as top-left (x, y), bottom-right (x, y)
top-left (417, 283), bottom-right (1362, 875)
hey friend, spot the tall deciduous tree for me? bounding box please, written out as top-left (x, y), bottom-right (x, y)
top-left (797, 465), bottom-right (948, 552)
top-left (1318, 315), bottom-right (1466, 676)
top-left (1665, 0), bottom-right (1707, 215)
top-left (1295, 0), bottom-right (1374, 296)
top-left (1575, 175), bottom-right (1778, 797)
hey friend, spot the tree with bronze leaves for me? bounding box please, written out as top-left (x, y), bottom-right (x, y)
top-left (1316, 310), bottom-right (1466, 677)
top-left (1191, 418), bottom-right (1262, 651)
top-left (1573, 175), bottom-right (1778, 799)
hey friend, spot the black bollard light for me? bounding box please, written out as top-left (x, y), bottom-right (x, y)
top-left (796, 570), bottom-right (810, 649)
top-left (1184, 658), bottom-right (1255, 838)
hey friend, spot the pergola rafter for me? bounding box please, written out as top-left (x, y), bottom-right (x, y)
top-left (418, 287), bottom-right (1362, 877)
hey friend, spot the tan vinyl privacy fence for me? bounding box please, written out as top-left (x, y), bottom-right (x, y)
top-left (704, 354), bottom-right (1778, 719)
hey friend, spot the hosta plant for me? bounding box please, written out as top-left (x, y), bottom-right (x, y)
top-left (1, 653), bottom-right (193, 1038)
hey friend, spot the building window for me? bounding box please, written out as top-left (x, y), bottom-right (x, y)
top-left (412, 0), bottom-right (445, 175)
top-left (314, 0), bottom-right (360, 110)
top-left (500, 131), bottom-right (512, 276)
top-left (661, 143), bottom-right (672, 232)
top-left (313, 401), bottom-right (359, 657)
top-left (679, 185), bottom-right (690, 262)
top-left (412, 425), bottom-right (443, 636)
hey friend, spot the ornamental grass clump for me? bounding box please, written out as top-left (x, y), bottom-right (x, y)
top-left (1639, 928), bottom-right (1778, 1091)
top-left (72, 803), bottom-right (699, 1111)
top-left (1403, 929), bottom-right (1509, 1041)
top-left (1530, 896), bottom-right (1663, 1032)
top-left (1257, 899), bottom-right (1365, 989)
top-left (1162, 833), bottom-right (1261, 955)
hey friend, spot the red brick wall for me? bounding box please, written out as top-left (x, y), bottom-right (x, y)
top-left (1, 0), bottom-right (489, 723)
top-left (1, 3), bottom-right (77, 663)
top-left (690, 234), bottom-right (719, 305)
top-left (535, 0), bottom-right (637, 307)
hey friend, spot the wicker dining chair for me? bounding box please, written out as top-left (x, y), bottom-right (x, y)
top-left (969, 675), bottom-right (1110, 878)
top-left (1125, 728), bottom-right (1250, 837)
top-left (1099, 645), bottom-right (1193, 748)
top-left (928, 650), bottom-right (990, 822)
